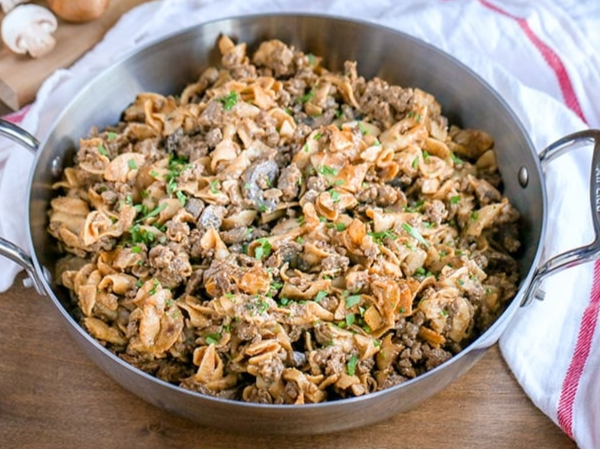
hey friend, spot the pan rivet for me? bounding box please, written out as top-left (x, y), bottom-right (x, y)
top-left (518, 167), bottom-right (528, 188)
top-left (534, 289), bottom-right (546, 301)
top-left (51, 156), bottom-right (63, 177)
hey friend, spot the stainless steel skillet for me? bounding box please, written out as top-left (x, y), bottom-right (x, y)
top-left (0, 14), bottom-right (599, 435)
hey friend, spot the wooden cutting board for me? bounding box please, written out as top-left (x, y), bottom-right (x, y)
top-left (0, 0), bottom-right (151, 111)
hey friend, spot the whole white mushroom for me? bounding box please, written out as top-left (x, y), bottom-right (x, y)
top-left (1, 4), bottom-right (58, 58)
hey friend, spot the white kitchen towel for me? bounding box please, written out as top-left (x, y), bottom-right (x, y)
top-left (1, 1), bottom-right (599, 447)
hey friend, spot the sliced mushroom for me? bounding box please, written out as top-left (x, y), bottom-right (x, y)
top-left (0, 0), bottom-right (28, 14)
top-left (1, 4), bottom-right (58, 58)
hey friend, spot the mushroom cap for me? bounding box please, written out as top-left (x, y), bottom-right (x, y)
top-left (1, 4), bottom-right (58, 57)
top-left (0, 0), bottom-right (29, 14)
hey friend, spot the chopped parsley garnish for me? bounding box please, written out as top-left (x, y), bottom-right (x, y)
top-left (254, 238), bottom-right (272, 260)
top-left (303, 143), bottom-right (309, 153)
top-left (470, 211), bottom-right (479, 221)
top-left (163, 155), bottom-right (191, 195)
top-left (148, 279), bottom-right (160, 295)
top-left (279, 297), bottom-right (292, 306)
top-left (317, 165), bottom-right (339, 176)
top-left (412, 156), bottom-right (419, 170)
top-left (307, 53), bottom-right (316, 66)
top-left (330, 190), bottom-right (341, 203)
top-left (97, 144), bottom-right (108, 156)
top-left (422, 150), bottom-right (430, 161)
top-left (166, 177), bottom-right (177, 195)
top-left (450, 195), bottom-right (461, 204)
top-left (129, 224), bottom-right (156, 245)
top-left (451, 152), bottom-right (463, 165)
top-left (257, 300), bottom-right (270, 314)
top-left (404, 199), bottom-right (425, 213)
top-left (345, 294), bottom-right (361, 309)
top-left (217, 91), bottom-right (238, 110)
top-left (206, 332), bottom-right (222, 345)
top-left (137, 202), bottom-right (167, 222)
top-left (368, 230), bottom-right (398, 244)
top-left (127, 159), bottom-right (138, 170)
top-left (150, 169), bottom-right (159, 177)
top-left (345, 313), bottom-right (355, 327)
top-left (299, 90), bottom-right (315, 103)
top-left (415, 267), bottom-right (426, 277)
top-left (176, 190), bottom-right (187, 206)
top-left (209, 180), bottom-right (220, 194)
top-left (335, 222), bottom-right (346, 232)
top-left (315, 290), bottom-right (328, 303)
top-left (131, 245), bottom-right (142, 254)
top-left (168, 155), bottom-right (189, 170)
top-left (296, 236), bottom-right (304, 244)
top-left (402, 223), bottom-right (429, 248)
top-left (358, 123), bottom-right (369, 135)
top-left (107, 132), bottom-right (117, 140)
top-left (314, 132), bottom-right (323, 140)
top-left (347, 354), bottom-right (359, 376)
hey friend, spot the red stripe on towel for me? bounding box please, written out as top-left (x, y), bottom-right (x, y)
top-left (478, 0), bottom-right (585, 122)
top-left (3, 105), bottom-right (31, 125)
top-left (557, 267), bottom-right (600, 437)
top-left (477, 0), bottom-right (597, 440)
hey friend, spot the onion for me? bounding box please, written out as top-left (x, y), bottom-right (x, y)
top-left (47, 0), bottom-right (109, 23)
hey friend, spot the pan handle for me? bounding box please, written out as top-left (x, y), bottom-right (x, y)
top-left (0, 118), bottom-right (46, 295)
top-left (522, 129), bottom-right (600, 305)
top-left (0, 118), bottom-right (40, 153)
top-left (0, 237), bottom-right (46, 295)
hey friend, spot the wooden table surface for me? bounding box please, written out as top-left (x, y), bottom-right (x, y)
top-left (0, 275), bottom-right (577, 449)
top-left (0, 0), bottom-right (151, 111)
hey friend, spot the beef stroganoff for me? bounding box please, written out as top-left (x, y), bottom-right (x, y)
top-left (48, 36), bottom-right (521, 404)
